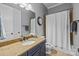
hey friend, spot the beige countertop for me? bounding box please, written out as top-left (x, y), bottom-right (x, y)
top-left (0, 37), bottom-right (45, 56)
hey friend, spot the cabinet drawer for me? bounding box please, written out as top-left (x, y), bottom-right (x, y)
top-left (40, 46), bottom-right (46, 56)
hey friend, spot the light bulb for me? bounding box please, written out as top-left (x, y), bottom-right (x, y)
top-left (14, 3), bottom-right (18, 4)
top-left (25, 4), bottom-right (32, 10)
top-left (19, 4), bottom-right (25, 8)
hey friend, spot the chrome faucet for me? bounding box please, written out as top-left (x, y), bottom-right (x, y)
top-left (21, 35), bottom-right (26, 42)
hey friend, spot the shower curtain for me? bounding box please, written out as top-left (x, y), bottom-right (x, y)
top-left (46, 10), bottom-right (71, 54)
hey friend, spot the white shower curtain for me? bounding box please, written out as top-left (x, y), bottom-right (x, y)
top-left (46, 10), bottom-right (71, 53)
top-left (56, 12), bottom-right (62, 48)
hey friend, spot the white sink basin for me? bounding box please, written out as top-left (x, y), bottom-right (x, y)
top-left (22, 40), bottom-right (35, 46)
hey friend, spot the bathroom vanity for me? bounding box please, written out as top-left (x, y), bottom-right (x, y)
top-left (0, 3), bottom-right (46, 56)
top-left (0, 37), bottom-right (46, 56)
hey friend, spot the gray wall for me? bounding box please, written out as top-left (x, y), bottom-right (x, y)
top-left (31, 3), bottom-right (48, 35)
top-left (48, 3), bottom-right (73, 15)
top-left (21, 3), bottom-right (48, 36)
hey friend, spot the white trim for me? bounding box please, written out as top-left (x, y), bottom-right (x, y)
top-left (48, 3), bottom-right (64, 9)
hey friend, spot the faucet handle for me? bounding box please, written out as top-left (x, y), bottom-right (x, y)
top-left (20, 35), bottom-right (25, 41)
top-left (23, 36), bottom-right (26, 41)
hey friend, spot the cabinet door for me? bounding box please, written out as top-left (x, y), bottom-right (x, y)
top-left (13, 9), bottom-right (21, 38)
top-left (0, 4), bottom-right (14, 39)
top-left (27, 44), bottom-right (41, 56)
top-left (40, 42), bottom-right (46, 56)
top-left (32, 49), bottom-right (40, 56)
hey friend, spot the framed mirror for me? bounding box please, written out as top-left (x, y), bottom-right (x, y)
top-left (37, 17), bottom-right (43, 26)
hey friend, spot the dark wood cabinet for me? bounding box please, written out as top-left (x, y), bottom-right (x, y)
top-left (40, 41), bottom-right (46, 56)
top-left (27, 40), bottom-right (46, 56)
top-left (32, 48), bottom-right (40, 56)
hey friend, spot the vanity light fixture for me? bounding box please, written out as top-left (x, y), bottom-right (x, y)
top-left (19, 4), bottom-right (25, 8)
top-left (25, 4), bottom-right (32, 10)
top-left (14, 3), bottom-right (34, 11)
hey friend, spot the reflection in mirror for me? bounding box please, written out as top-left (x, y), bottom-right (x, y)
top-left (0, 17), bottom-right (2, 40)
top-left (0, 17), bottom-right (1, 37)
top-left (0, 17), bottom-right (6, 40)
top-left (21, 10), bottom-right (36, 37)
top-left (0, 3), bottom-right (36, 41)
top-left (30, 18), bottom-right (36, 35)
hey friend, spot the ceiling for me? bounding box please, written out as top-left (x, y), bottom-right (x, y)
top-left (4, 3), bottom-right (63, 10)
top-left (43, 3), bottom-right (63, 9)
